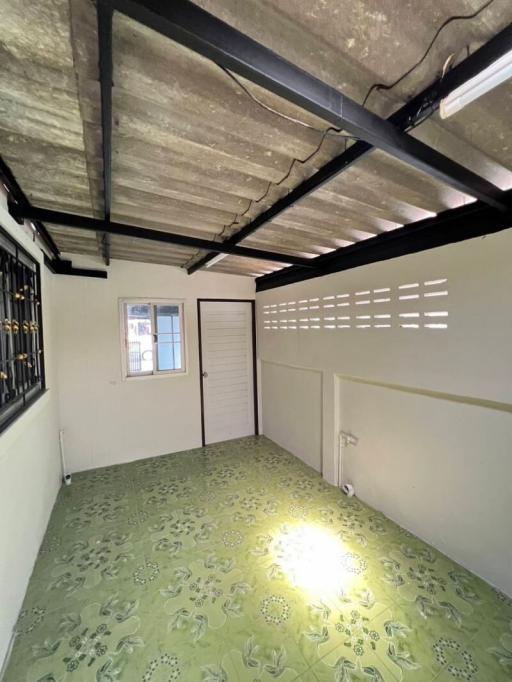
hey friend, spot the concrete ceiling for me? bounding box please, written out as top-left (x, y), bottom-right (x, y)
top-left (1, 0), bottom-right (511, 276)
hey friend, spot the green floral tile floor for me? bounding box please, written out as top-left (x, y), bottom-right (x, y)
top-left (4, 436), bottom-right (511, 681)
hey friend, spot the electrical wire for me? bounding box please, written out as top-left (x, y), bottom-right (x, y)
top-left (220, 66), bottom-right (357, 138)
top-left (213, 67), bottom-right (360, 241)
top-left (214, 137), bottom-right (350, 243)
top-left (184, 68), bottom-right (357, 264)
top-left (187, 0), bottom-right (497, 268)
top-left (361, 0), bottom-right (496, 108)
top-left (219, 0), bottom-right (497, 244)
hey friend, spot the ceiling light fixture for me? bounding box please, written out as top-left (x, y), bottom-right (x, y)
top-left (440, 49), bottom-right (512, 118)
top-left (204, 252), bottom-right (228, 268)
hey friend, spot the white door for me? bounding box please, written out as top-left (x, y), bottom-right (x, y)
top-left (199, 300), bottom-right (256, 444)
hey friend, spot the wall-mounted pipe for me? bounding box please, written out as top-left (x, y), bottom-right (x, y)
top-left (338, 430), bottom-right (358, 496)
top-left (59, 429), bottom-right (72, 485)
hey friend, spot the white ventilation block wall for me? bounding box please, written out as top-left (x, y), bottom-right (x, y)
top-left (257, 230), bottom-right (512, 595)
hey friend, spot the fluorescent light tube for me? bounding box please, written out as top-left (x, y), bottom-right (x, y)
top-left (205, 252), bottom-right (228, 268)
top-left (440, 49), bottom-right (512, 118)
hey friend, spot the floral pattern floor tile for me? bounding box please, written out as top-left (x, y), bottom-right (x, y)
top-left (3, 436), bottom-right (511, 681)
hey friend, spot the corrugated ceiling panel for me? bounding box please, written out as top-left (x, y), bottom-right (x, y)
top-left (1, 0), bottom-right (512, 274)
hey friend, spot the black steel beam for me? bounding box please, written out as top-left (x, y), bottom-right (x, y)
top-left (44, 254), bottom-right (108, 279)
top-left (112, 0), bottom-right (506, 213)
top-left (256, 190), bottom-right (512, 291)
top-left (189, 22), bottom-right (512, 273)
top-left (101, 232), bottom-right (111, 264)
top-left (10, 205), bottom-right (319, 268)
top-left (98, 1), bottom-right (113, 265)
top-left (0, 156), bottom-right (61, 259)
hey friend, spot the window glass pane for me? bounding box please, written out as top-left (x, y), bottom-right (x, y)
top-left (126, 304), bottom-right (153, 374)
top-left (173, 341), bottom-right (181, 369)
top-left (156, 304), bottom-right (182, 371)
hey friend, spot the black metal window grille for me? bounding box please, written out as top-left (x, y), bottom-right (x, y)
top-left (128, 340), bottom-right (142, 374)
top-left (0, 225), bottom-right (45, 431)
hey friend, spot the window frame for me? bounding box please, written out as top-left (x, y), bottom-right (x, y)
top-left (0, 223), bottom-right (46, 433)
top-left (119, 297), bottom-right (187, 380)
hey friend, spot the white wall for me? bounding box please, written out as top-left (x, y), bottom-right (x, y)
top-left (53, 257), bottom-right (254, 472)
top-left (261, 361), bottom-right (322, 471)
top-left (340, 378), bottom-right (512, 595)
top-left (0, 191), bottom-right (61, 669)
top-left (257, 230), bottom-right (512, 595)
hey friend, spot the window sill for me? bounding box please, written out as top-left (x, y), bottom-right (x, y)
top-left (123, 371), bottom-right (189, 382)
top-left (0, 387), bottom-right (48, 436)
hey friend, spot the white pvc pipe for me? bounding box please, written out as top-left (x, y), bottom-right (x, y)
top-left (59, 429), bottom-right (72, 485)
top-left (338, 430), bottom-right (355, 497)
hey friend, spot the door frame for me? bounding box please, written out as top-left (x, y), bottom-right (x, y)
top-left (197, 298), bottom-right (258, 446)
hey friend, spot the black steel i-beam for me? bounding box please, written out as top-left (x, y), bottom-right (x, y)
top-left (111, 0), bottom-right (506, 214)
top-left (255, 190), bottom-right (512, 291)
top-left (98, 0), bottom-right (113, 265)
top-left (44, 254), bottom-right (108, 279)
top-left (189, 23), bottom-right (512, 273)
top-left (8, 205), bottom-right (319, 268)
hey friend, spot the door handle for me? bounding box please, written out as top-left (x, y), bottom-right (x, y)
top-left (202, 371), bottom-right (208, 378)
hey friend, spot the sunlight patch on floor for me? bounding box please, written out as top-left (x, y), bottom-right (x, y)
top-left (272, 523), bottom-right (362, 600)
